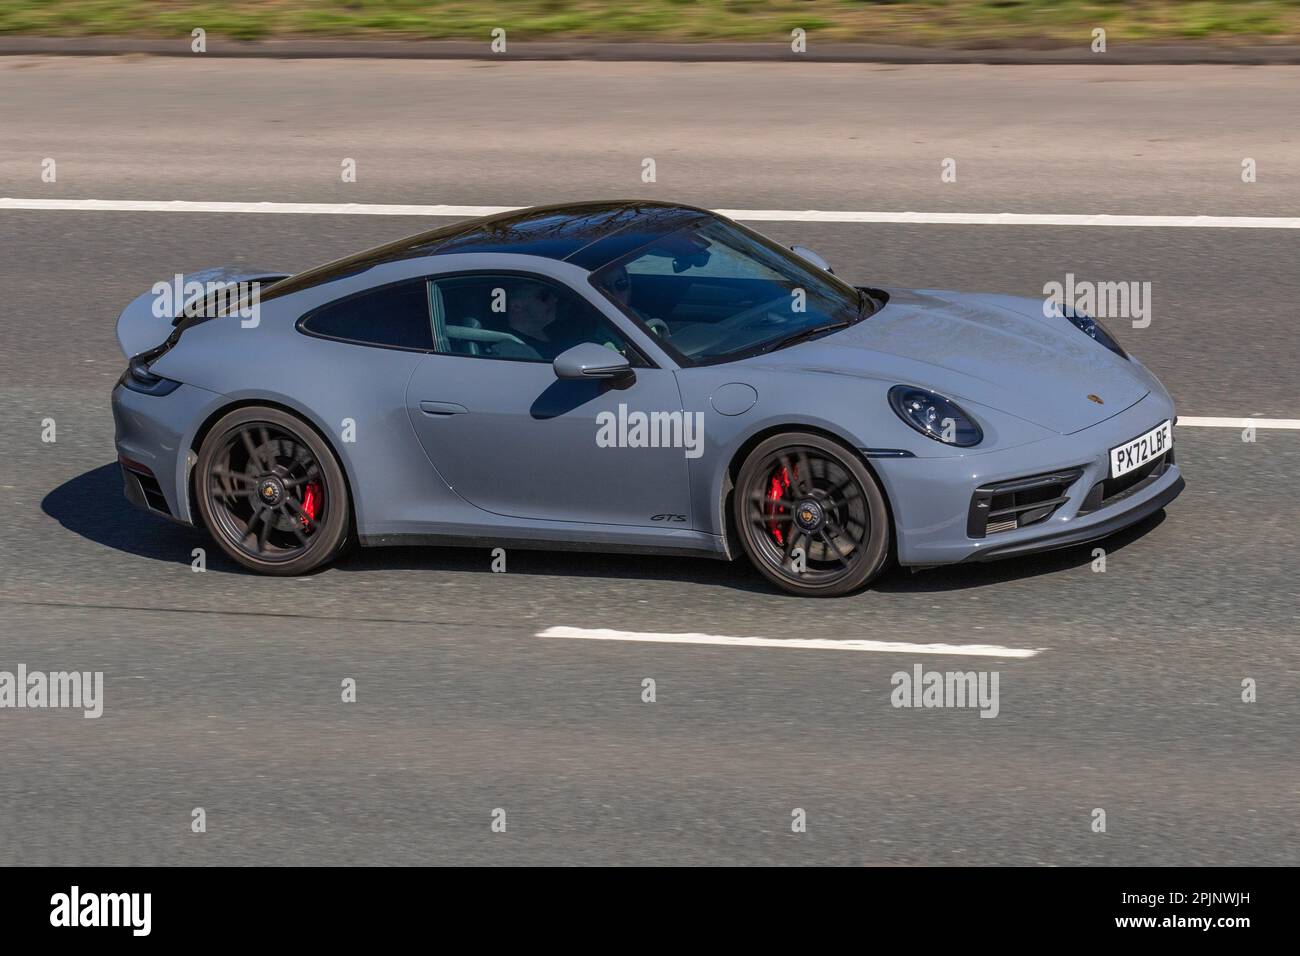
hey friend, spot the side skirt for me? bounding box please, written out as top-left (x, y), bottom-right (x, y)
top-left (358, 531), bottom-right (732, 561)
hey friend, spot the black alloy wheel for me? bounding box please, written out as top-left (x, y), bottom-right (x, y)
top-left (195, 406), bottom-right (350, 575)
top-left (733, 432), bottom-right (890, 596)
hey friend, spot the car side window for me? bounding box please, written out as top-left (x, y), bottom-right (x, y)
top-left (430, 274), bottom-right (647, 366)
top-left (300, 279), bottom-right (433, 351)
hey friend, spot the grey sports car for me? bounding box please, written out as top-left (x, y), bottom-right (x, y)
top-left (112, 201), bottom-right (1183, 596)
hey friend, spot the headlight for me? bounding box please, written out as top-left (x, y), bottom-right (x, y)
top-left (888, 386), bottom-right (983, 447)
top-left (1053, 305), bottom-right (1127, 359)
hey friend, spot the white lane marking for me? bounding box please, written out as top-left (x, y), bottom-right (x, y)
top-left (537, 626), bottom-right (1040, 658)
top-left (719, 210), bottom-right (1300, 229)
top-left (1179, 417), bottom-right (1300, 429)
top-left (0, 198), bottom-right (516, 217)
top-left (5, 197), bottom-right (1300, 229)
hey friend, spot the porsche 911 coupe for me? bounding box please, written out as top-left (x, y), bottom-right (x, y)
top-left (112, 200), bottom-right (1183, 595)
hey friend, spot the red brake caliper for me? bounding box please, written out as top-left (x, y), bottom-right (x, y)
top-left (766, 467), bottom-right (792, 546)
top-left (301, 481), bottom-right (321, 526)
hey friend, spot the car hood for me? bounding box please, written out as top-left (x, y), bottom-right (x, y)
top-left (769, 288), bottom-right (1150, 434)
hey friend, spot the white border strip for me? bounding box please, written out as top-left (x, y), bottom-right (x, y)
top-left (538, 626), bottom-right (1040, 658)
top-left (5, 197), bottom-right (1300, 228)
top-left (1179, 417), bottom-right (1300, 429)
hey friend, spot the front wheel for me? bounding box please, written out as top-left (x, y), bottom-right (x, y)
top-left (195, 406), bottom-right (351, 575)
top-left (733, 432), bottom-right (890, 596)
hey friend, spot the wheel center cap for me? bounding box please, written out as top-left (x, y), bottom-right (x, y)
top-left (794, 498), bottom-right (824, 531)
top-left (258, 477), bottom-right (284, 506)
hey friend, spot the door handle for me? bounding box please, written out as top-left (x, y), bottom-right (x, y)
top-left (419, 401), bottom-right (468, 416)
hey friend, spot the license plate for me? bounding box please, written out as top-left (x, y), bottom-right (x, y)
top-left (1110, 420), bottom-right (1172, 478)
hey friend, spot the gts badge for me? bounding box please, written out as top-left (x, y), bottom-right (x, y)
top-left (651, 513), bottom-right (687, 522)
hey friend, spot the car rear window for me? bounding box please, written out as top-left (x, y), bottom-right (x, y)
top-left (300, 280), bottom-right (433, 350)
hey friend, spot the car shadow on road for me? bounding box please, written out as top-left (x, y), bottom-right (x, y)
top-left (42, 462), bottom-right (213, 567)
top-left (322, 495), bottom-right (1169, 595)
top-left (872, 509), bottom-right (1167, 593)
top-left (333, 537), bottom-right (786, 592)
top-left (45, 462), bottom-right (1167, 594)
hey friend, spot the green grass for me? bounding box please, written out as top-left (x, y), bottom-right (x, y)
top-left (2, 0), bottom-right (1299, 44)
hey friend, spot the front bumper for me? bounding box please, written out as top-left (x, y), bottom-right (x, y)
top-left (112, 380), bottom-right (223, 525)
top-left (961, 474), bottom-right (1182, 562)
top-left (874, 392), bottom-right (1184, 566)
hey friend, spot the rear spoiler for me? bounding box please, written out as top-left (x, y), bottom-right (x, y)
top-left (115, 266), bottom-right (289, 358)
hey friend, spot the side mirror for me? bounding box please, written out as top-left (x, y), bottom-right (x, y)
top-left (790, 245), bottom-right (834, 274)
top-left (553, 342), bottom-right (633, 380)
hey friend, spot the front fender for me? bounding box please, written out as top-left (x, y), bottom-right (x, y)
top-left (677, 365), bottom-right (1057, 541)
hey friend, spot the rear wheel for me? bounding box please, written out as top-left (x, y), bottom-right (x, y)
top-left (733, 432), bottom-right (890, 596)
top-left (195, 406), bottom-right (350, 575)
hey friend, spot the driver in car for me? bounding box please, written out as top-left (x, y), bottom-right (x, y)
top-left (502, 281), bottom-right (565, 359)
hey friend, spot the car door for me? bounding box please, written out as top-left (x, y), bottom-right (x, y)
top-left (405, 272), bottom-right (691, 527)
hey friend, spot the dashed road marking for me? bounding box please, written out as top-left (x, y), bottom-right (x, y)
top-left (1178, 417), bottom-right (1300, 429)
top-left (538, 626), bottom-right (1041, 658)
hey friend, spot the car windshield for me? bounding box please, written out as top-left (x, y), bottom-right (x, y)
top-left (590, 218), bottom-right (873, 364)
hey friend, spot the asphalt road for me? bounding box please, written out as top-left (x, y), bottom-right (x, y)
top-left (0, 58), bottom-right (1297, 866)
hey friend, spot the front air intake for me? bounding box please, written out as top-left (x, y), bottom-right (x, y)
top-left (967, 469), bottom-right (1083, 538)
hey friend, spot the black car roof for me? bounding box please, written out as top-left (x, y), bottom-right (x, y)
top-left (264, 200), bottom-right (712, 300)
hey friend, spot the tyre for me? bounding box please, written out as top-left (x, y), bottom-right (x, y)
top-left (733, 432), bottom-right (890, 596)
top-left (194, 406), bottom-right (350, 575)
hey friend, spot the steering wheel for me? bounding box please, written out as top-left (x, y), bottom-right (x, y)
top-left (644, 317), bottom-right (671, 338)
